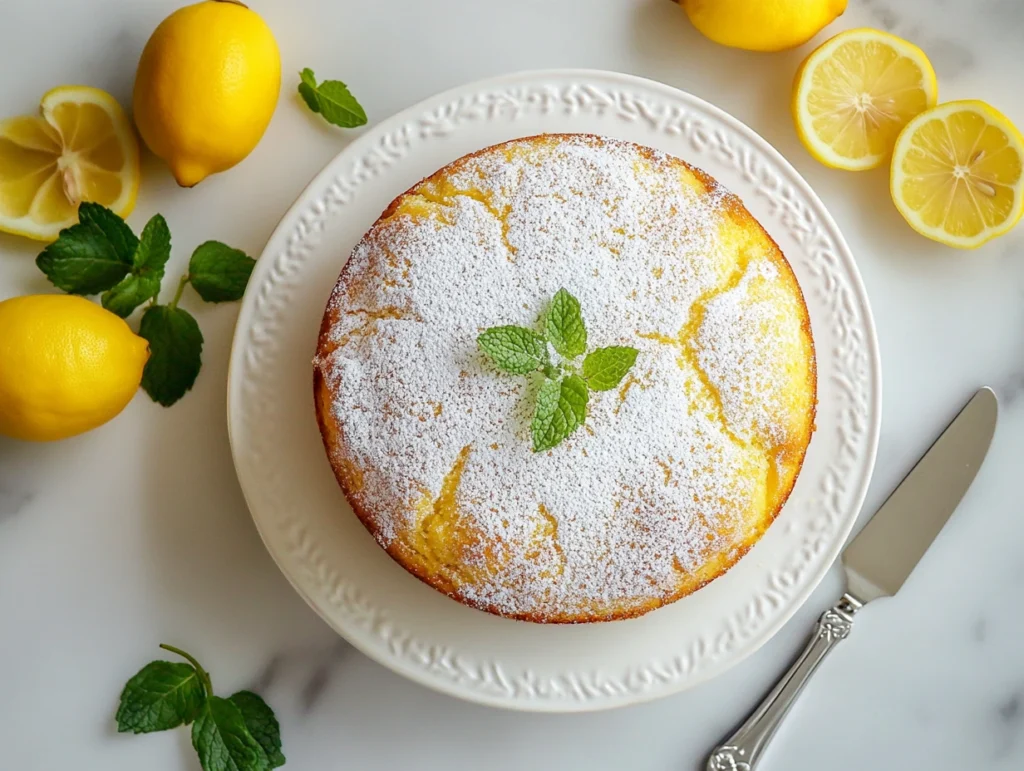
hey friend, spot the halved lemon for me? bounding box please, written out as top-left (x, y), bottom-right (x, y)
top-left (793, 28), bottom-right (938, 171)
top-left (0, 86), bottom-right (140, 241)
top-left (891, 100), bottom-right (1024, 249)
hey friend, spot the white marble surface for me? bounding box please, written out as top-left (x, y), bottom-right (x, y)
top-left (2, 0), bottom-right (1023, 768)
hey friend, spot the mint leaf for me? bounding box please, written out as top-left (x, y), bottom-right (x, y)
top-left (116, 661), bottom-right (206, 734)
top-left (545, 288), bottom-right (587, 359)
top-left (79, 202), bottom-right (138, 261)
top-left (297, 68), bottom-right (367, 128)
top-left (35, 205), bottom-right (170, 303)
top-left (139, 305), bottom-right (204, 406)
top-left (230, 692), bottom-right (285, 769)
top-left (36, 222), bottom-right (131, 294)
top-left (583, 346), bottom-right (638, 391)
top-left (188, 241), bottom-right (256, 303)
top-left (316, 81), bottom-right (367, 128)
top-left (477, 325), bottom-right (549, 375)
top-left (531, 374), bottom-right (589, 452)
top-left (102, 273), bottom-right (163, 317)
top-left (192, 696), bottom-right (270, 771)
top-left (297, 68), bottom-right (319, 113)
top-left (100, 214), bottom-right (171, 317)
top-left (134, 213), bottom-right (172, 273)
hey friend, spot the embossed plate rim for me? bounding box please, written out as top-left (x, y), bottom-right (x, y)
top-left (227, 69), bottom-right (882, 712)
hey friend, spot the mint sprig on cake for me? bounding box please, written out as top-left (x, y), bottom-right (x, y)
top-left (477, 288), bottom-right (638, 452)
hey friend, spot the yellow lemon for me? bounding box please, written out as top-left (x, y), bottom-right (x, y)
top-left (793, 29), bottom-right (938, 171)
top-left (0, 86), bottom-right (140, 241)
top-left (681, 0), bottom-right (847, 53)
top-left (133, 0), bottom-right (281, 187)
top-left (0, 295), bottom-right (150, 441)
top-left (890, 100), bottom-right (1024, 249)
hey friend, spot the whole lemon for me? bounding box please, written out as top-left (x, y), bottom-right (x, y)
top-left (0, 295), bottom-right (150, 441)
top-left (133, 0), bottom-right (281, 187)
top-left (681, 0), bottom-right (847, 52)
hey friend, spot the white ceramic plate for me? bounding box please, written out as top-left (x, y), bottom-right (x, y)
top-left (227, 70), bottom-right (881, 712)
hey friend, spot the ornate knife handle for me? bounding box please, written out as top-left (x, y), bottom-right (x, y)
top-left (706, 593), bottom-right (864, 771)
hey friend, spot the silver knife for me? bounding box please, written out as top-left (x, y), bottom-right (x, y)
top-left (707, 386), bottom-right (999, 771)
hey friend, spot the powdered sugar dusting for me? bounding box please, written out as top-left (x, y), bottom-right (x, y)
top-left (315, 135), bottom-right (813, 621)
top-left (695, 261), bottom-right (808, 447)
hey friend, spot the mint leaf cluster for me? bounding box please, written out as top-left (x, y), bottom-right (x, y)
top-left (117, 644), bottom-right (285, 771)
top-left (477, 288), bottom-right (639, 452)
top-left (298, 68), bottom-right (367, 129)
top-left (36, 203), bottom-right (255, 406)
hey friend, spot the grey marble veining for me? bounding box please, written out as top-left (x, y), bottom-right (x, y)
top-left (2, 0), bottom-right (1024, 769)
top-left (994, 692), bottom-right (1023, 759)
top-left (1001, 372), bottom-right (1024, 404)
top-left (244, 641), bottom-right (354, 716)
top-left (859, 0), bottom-right (977, 78)
top-left (0, 485), bottom-right (33, 524)
top-left (982, 0), bottom-right (1024, 30)
top-left (299, 642), bottom-right (353, 714)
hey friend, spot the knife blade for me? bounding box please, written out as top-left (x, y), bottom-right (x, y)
top-left (707, 387), bottom-right (999, 771)
top-left (842, 386), bottom-right (998, 602)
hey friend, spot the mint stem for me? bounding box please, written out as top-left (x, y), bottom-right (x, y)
top-left (168, 273), bottom-right (189, 310)
top-left (543, 364), bottom-right (560, 379)
top-left (159, 643), bottom-right (213, 697)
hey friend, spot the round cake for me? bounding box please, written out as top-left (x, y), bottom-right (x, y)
top-left (314, 134), bottom-right (816, 623)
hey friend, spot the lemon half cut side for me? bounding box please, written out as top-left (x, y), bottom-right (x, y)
top-left (793, 28), bottom-right (938, 171)
top-left (0, 85), bottom-right (140, 241)
top-left (891, 100), bottom-right (1024, 249)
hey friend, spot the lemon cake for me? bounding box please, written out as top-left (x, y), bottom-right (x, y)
top-left (314, 134), bottom-right (816, 623)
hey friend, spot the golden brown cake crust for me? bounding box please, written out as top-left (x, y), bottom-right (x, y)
top-left (314, 134), bottom-right (816, 623)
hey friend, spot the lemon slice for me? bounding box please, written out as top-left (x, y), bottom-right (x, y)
top-left (890, 100), bottom-right (1024, 249)
top-left (0, 86), bottom-right (140, 241)
top-left (793, 28), bottom-right (938, 170)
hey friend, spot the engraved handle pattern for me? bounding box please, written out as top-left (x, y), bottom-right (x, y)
top-left (706, 594), bottom-right (863, 771)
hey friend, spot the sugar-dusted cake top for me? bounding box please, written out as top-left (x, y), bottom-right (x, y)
top-left (315, 134), bottom-right (815, 622)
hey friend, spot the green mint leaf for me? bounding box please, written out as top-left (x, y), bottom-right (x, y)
top-left (582, 346), bottom-right (638, 391)
top-left (188, 241), bottom-right (257, 303)
top-left (298, 69), bottom-right (367, 128)
top-left (100, 214), bottom-right (172, 317)
top-left (139, 305), bottom-right (204, 407)
top-left (78, 202), bottom-right (138, 262)
top-left (192, 696), bottom-right (270, 771)
top-left (36, 222), bottom-right (131, 294)
top-left (102, 273), bottom-right (163, 317)
top-left (531, 374), bottom-right (589, 452)
top-left (545, 288), bottom-right (587, 359)
top-left (477, 325), bottom-right (549, 375)
top-left (297, 68), bottom-right (320, 113)
top-left (115, 661), bottom-right (206, 734)
top-left (134, 213), bottom-right (172, 273)
top-left (315, 81), bottom-right (367, 128)
top-left (230, 692), bottom-right (285, 769)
